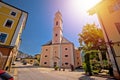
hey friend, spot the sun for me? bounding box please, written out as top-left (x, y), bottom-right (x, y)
top-left (81, 0), bottom-right (102, 11)
top-left (70, 0), bottom-right (102, 11)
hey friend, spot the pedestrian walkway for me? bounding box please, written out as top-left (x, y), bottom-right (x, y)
top-left (9, 65), bottom-right (18, 80)
top-left (9, 61), bottom-right (116, 80)
top-left (37, 67), bottom-right (115, 80)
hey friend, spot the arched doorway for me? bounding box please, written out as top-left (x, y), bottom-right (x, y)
top-left (53, 62), bottom-right (57, 67)
top-left (53, 56), bottom-right (60, 67)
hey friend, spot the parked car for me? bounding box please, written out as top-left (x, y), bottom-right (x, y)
top-left (0, 70), bottom-right (14, 80)
top-left (12, 62), bottom-right (15, 65)
top-left (23, 62), bottom-right (27, 65)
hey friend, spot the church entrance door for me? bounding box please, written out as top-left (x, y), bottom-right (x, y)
top-left (54, 62), bottom-right (57, 67)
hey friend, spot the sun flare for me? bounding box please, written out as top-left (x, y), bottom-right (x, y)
top-left (70, 0), bottom-right (102, 11)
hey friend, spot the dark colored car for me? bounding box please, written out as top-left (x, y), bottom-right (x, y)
top-left (23, 62), bottom-right (27, 65)
top-left (0, 70), bottom-right (14, 80)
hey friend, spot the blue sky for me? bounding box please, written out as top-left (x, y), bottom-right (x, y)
top-left (4, 0), bottom-right (100, 55)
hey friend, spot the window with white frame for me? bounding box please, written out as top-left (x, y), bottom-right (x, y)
top-left (10, 11), bottom-right (17, 17)
top-left (0, 33), bottom-right (7, 43)
top-left (4, 19), bottom-right (13, 28)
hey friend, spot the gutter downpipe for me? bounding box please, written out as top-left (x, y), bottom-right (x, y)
top-left (97, 12), bottom-right (120, 76)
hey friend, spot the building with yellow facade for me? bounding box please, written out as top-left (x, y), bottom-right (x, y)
top-left (0, 1), bottom-right (28, 71)
top-left (88, 0), bottom-right (120, 79)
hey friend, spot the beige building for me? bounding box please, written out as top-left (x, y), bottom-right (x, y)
top-left (22, 58), bottom-right (35, 65)
top-left (40, 11), bottom-right (82, 68)
top-left (88, 0), bottom-right (120, 79)
top-left (74, 48), bottom-right (82, 68)
top-left (34, 54), bottom-right (40, 61)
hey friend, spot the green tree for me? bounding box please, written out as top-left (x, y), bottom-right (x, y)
top-left (78, 24), bottom-right (107, 75)
top-left (79, 24), bottom-right (105, 47)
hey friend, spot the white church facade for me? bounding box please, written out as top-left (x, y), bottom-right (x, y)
top-left (40, 11), bottom-right (82, 68)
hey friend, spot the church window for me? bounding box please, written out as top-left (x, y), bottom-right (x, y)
top-left (56, 21), bottom-right (58, 25)
top-left (45, 55), bottom-right (47, 57)
top-left (55, 34), bottom-right (58, 36)
top-left (46, 49), bottom-right (48, 51)
top-left (65, 62), bottom-right (68, 65)
top-left (44, 62), bottom-right (47, 64)
top-left (65, 48), bottom-right (68, 50)
top-left (65, 55), bottom-right (68, 57)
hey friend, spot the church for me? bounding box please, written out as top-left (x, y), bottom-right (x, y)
top-left (40, 11), bottom-right (82, 68)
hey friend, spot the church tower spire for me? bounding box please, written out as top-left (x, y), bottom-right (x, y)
top-left (52, 11), bottom-right (63, 44)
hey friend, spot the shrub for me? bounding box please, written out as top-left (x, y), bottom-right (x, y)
top-left (54, 66), bottom-right (59, 70)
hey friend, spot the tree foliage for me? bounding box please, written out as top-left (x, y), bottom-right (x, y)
top-left (78, 24), bottom-right (107, 75)
top-left (79, 24), bottom-right (106, 49)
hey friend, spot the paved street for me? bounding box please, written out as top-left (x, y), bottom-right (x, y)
top-left (12, 61), bottom-right (115, 80)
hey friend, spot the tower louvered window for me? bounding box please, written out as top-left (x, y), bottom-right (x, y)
top-left (56, 21), bottom-right (58, 25)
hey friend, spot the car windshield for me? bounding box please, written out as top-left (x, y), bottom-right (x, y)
top-left (0, 72), bottom-right (12, 79)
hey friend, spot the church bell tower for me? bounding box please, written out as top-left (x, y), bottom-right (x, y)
top-left (52, 11), bottom-right (63, 44)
